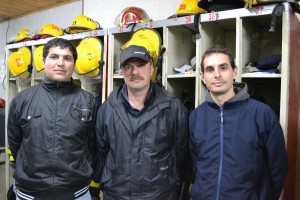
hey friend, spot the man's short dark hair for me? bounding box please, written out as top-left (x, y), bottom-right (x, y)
top-left (43, 38), bottom-right (77, 62)
top-left (200, 46), bottom-right (236, 73)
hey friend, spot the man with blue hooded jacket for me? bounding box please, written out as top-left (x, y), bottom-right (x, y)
top-left (189, 46), bottom-right (288, 200)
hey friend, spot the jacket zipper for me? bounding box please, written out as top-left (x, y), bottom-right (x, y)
top-left (52, 86), bottom-right (59, 185)
top-left (216, 108), bottom-right (224, 200)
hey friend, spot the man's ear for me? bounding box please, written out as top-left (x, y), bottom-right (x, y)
top-left (233, 66), bottom-right (238, 80)
top-left (200, 72), bottom-right (206, 84)
top-left (150, 63), bottom-right (155, 74)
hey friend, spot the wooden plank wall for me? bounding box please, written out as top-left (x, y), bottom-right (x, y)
top-left (0, 0), bottom-right (77, 23)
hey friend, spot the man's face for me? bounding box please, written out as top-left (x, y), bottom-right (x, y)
top-left (121, 58), bottom-right (154, 92)
top-left (44, 46), bottom-right (75, 82)
top-left (201, 53), bottom-right (237, 98)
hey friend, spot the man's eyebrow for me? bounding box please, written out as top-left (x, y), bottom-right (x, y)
top-left (204, 65), bottom-right (213, 69)
top-left (219, 63), bottom-right (229, 67)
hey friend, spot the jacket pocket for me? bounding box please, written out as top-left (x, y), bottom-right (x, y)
top-left (19, 108), bottom-right (42, 127)
top-left (144, 153), bottom-right (181, 188)
top-left (70, 103), bottom-right (93, 126)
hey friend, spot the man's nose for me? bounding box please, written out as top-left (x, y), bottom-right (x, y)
top-left (214, 69), bottom-right (220, 77)
top-left (57, 57), bottom-right (64, 65)
top-left (131, 65), bottom-right (139, 74)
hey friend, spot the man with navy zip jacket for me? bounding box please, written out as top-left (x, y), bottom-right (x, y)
top-left (189, 46), bottom-right (288, 200)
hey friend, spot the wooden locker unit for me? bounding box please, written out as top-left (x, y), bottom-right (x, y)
top-left (4, 29), bottom-right (108, 193)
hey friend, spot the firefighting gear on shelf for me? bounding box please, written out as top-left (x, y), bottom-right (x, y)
top-left (33, 45), bottom-right (45, 72)
top-left (13, 29), bottom-right (32, 43)
top-left (176, 0), bottom-right (206, 16)
top-left (75, 37), bottom-right (104, 77)
top-left (8, 47), bottom-right (32, 78)
top-left (64, 15), bottom-right (102, 34)
top-left (32, 23), bottom-right (63, 40)
top-left (114, 7), bottom-right (151, 26)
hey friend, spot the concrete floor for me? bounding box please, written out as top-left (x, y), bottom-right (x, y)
top-left (0, 158), bottom-right (6, 200)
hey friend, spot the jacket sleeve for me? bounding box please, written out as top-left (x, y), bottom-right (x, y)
top-left (188, 110), bottom-right (198, 166)
top-left (89, 99), bottom-right (103, 199)
top-left (7, 98), bottom-right (22, 160)
top-left (174, 100), bottom-right (193, 185)
top-left (89, 97), bottom-right (98, 165)
top-left (264, 109), bottom-right (288, 199)
top-left (89, 152), bottom-right (102, 200)
top-left (95, 103), bottom-right (110, 149)
top-left (94, 102), bottom-right (110, 175)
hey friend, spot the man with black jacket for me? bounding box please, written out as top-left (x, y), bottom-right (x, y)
top-left (8, 38), bottom-right (96, 200)
top-left (95, 45), bottom-right (192, 200)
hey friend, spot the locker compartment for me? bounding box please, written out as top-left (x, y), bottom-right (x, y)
top-left (200, 18), bottom-right (237, 56)
top-left (166, 77), bottom-right (196, 106)
top-left (164, 25), bottom-right (196, 76)
top-left (112, 33), bottom-right (133, 73)
top-left (111, 76), bottom-right (124, 91)
top-left (243, 78), bottom-right (281, 117)
top-left (241, 14), bottom-right (282, 73)
top-left (7, 80), bottom-right (20, 105)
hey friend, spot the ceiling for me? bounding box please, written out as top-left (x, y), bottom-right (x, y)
top-left (0, 0), bottom-right (78, 23)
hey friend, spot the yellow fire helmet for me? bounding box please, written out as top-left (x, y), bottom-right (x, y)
top-left (14, 29), bottom-right (31, 42)
top-left (114, 7), bottom-right (151, 26)
top-left (64, 15), bottom-right (101, 34)
top-left (39, 23), bottom-right (63, 37)
top-left (8, 47), bottom-right (32, 78)
top-left (176, 0), bottom-right (206, 15)
top-left (33, 45), bottom-right (45, 72)
top-left (75, 37), bottom-right (104, 77)
top-left (121, 28), bottom-right (162, 66)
